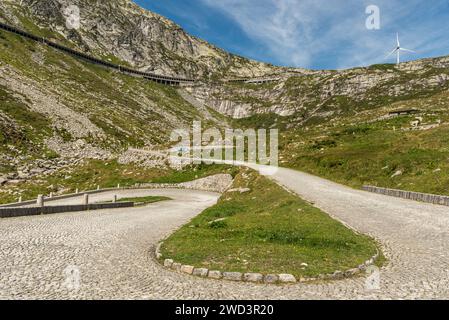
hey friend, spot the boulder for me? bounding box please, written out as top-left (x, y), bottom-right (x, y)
top-left (228, 188), bottom-right (251, 194)
top-left (6, 179), bottom-right (21, 185)
top-left (278, 274), bottom-right (297, 283)
top-left (264, 274), bottom-right (279, 284)
top-left (208, 218), bottom-right (226, 225)
top-left (391, 170), bottom-right (403, 178)
top-left (30, 168), bottom-right (45, 174)
top-left (193, 268), bottom-right (209, 277)
top-left (163, 259), bottom-right (173, 268)
top-left (243, 273), bottom-right (263, 282)
top-left (332, 271), bottom-right (344, 279)
top-left (208, 271), bottom-right (222, 279)
top-left (344, 268), bottom-right (360, 277)
top-left (223, 272), bottom-right (242, 281)
top-left (17, 171), bottom-right (29, 179)
top-left (180, 265), bottom-right (194, 274)
top-left (171, 263), bottom-right (182, 272)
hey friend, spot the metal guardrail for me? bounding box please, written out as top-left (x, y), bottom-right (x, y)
top-left (0, 172), bottom-right (229, 210)
top-left (0, 202), bottom-right (134, 218)
top-left (0, 187), bottom-right (121, 208)
top-left (0, 21), bottom-right (195, 85)
top-left (225, 78), bottom-right (280, 84)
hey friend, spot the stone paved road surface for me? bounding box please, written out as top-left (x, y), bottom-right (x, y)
top-left (1, 169), bottom-right (449, 299)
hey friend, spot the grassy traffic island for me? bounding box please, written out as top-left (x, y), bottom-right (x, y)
top-left (160, 168), bottom-right (382, 279)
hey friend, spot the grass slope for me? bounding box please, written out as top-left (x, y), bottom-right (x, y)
top-left (280, 90), bottom-right (449, 195)
top-left (0, 27), bottom-right (219, 158)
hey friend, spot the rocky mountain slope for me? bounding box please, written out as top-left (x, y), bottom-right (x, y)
top-left (1, 0), bottom-right (449, 199)
top-left (0, 13), bottom-right (226, 181)
top-left (186, 58), bottom-right (449, 122)
top-left (0, 0), bottom-right (277, 78)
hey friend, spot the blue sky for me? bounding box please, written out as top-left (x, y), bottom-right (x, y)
top-left (134, 0), bottom-right (449, 70)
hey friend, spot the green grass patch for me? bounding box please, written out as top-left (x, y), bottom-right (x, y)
top-left (280, 90), bottom-right (449, 195)
top-left (160, 169), bottom-right (380, 278)
top-left (0, 85), bottom-right (52, 149)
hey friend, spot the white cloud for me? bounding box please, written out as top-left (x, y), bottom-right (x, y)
top-left (200, 0), bottom-right (319, 67)
top-left (200, 0), bottom-right (449, 69)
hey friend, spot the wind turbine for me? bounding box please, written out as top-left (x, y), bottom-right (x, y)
top-left (386, 33), bottom-right (415, 65)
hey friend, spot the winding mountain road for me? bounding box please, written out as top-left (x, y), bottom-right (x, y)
top-left (1, 168), bottom-right (449, 299)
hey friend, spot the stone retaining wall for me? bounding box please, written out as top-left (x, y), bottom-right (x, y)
top-left (0, 202), bottom-right (134, 218)
top-left (138, 174), bottom-right (234, 194)
top-left (362, 185), bottom-right (449, 206)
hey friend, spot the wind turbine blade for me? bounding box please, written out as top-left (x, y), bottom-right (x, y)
top-left (400, 48), bottom-right (416, 53)
top-left (397, 33), bottom-right (400, 47)
top-left (386, 48), bottom-right (398, 58)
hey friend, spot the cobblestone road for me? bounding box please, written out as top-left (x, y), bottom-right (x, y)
top-left (1, 169), bottom-right (449, 299)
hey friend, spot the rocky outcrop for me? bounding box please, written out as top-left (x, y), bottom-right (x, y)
top-left (4, 0), bottom-right (448, 123)
top-left (0, 66), bottom-right (105, 139)
top-left (186, 58), bottom-right (449, 119)
top-left (1, 0), bottom-right (449, 185)
top-left (45, 136), bottom-right (112, 160)
top-left (0, 157), bottom-right (80, 186)
top-left (117, 148), bottom-right (168, 169)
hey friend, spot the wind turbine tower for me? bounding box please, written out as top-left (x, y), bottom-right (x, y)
top-left (386, 33), bottom-right (415, 65)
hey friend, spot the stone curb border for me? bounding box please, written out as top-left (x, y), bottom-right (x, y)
top-left (155, 242), bottom-right (380, 285)
top-left (363, 185), bottom-right (449, 206)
